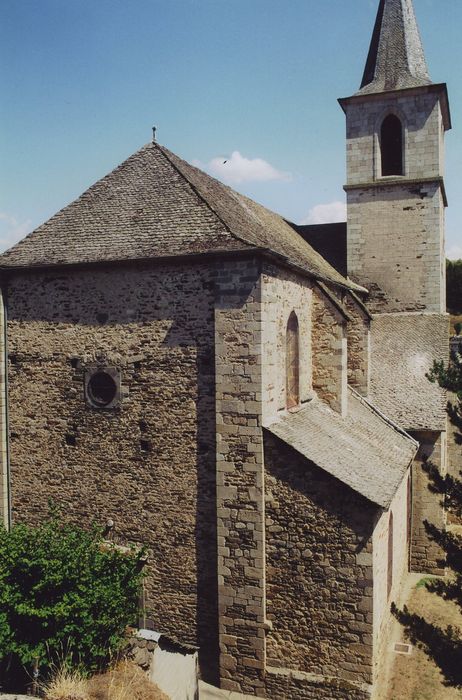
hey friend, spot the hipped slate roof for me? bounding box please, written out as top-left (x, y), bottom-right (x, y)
top-left (265, 388), bottom-right (418, 509)
top-left (0, 143), bottom-right (362, 292)
top-left (358, 0), bottom-right (431, 95)
top-left (370, 313), bottom-right (448, 431)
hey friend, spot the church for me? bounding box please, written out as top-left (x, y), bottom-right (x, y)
top-left (0, 1), bottom-right (451, 698)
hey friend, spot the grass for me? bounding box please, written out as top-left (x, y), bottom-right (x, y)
top-left (41, 660), bottom-right (168, 700)
top-left (88, 661), bottom-right (168, 700)
top-left (415, 577), bottom-right (434, 589)
top-left (40, 665), bottom-right (90, 700)
top-left (382, 583), bottom-right (462, 700)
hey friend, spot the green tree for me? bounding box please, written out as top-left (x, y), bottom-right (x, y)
top-left (392, 353), bottom-right (462, 687)
top-left (446, 259), bottom-right (462, 313)
top-left (0, 510), bottom-right (145, 690)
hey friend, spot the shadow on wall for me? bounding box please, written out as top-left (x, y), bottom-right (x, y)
top-left (263, 431), bottom-right (377, 677)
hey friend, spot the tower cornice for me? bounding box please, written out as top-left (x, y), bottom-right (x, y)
top-left (343, 176), bottom-right (448, 208)
top-left (338, 83), bottom-right (451, 131)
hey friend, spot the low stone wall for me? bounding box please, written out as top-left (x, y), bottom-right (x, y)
top-left (127, 630), bottom-right (199, 700)
top-left (127, 632), bottom-right (159, 670)
top-left (265, 667), bottom-right (372, 699)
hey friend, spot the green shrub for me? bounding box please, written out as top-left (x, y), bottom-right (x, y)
top-left (0, 510), bottom-right (145, 686)
top-left (447, 259), bottom-right (462, 313)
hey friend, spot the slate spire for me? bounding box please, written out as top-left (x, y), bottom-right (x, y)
top-left (358, 0), bottom-right (431, 94)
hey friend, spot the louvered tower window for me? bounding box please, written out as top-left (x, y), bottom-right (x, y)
top-left (381, 114), bottom-right (403, 176)
top-left (286, 312), bottom-right (300, 409)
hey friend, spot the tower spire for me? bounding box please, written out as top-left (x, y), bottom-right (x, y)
top-left (359, 0), bottom-right (431, 94)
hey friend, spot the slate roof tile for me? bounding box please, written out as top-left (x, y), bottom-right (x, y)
top-left (370, 313), bottom-right (449, 431)
top-left (264, 387), bottom-right (418, 508)
top-left (0, 143), bottom-right (362, 292)
top-left (358, 0), bottom-right (431, 95)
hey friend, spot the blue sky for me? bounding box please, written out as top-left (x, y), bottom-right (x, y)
top-left (1, 0), bottom-right (461, 259)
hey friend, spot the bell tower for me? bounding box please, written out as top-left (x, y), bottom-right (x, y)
top-left (339, 0), bottom-right (451, 313)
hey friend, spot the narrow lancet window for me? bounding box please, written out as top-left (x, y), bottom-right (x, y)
top-left (286, 312), bottom-right (300, 409)
top-left (381, 114), bottom-right (403, 176)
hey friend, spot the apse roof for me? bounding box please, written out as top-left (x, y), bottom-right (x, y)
top-left (265, 387), bottom-right (418, 509)
top-left (0, 143), bottom-right (363, 293)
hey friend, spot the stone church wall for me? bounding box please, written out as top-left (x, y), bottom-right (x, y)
top-left (312, 286), bottom-right (347, 414)
top-left (347, 183), bottom-right (444, 314)
top-left (410, 430), bottom-right (447, 575)
top-left (265, 666), bottom-right (370, 700)
top-left (372, 471), bottom-right (410, 682)
top-left (263, 432), bottom-right (376, 693)
top-left (0, 292), bottom-right (8, 528)
top-left (5, 261), bottom-right (219, 682)
top-left (260, 264), bottom-right (312, 423)
top-left (213, 258), bottom-right (267, 696)
top-left (344, 294), bottom-right (370, 397)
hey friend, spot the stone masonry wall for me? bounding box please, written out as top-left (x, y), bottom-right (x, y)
top-left (261, 264), bottom-right (312, 423)
top-left (312, 286), bottom-right (347, 415)
top-left (0, 291), bottom-right (8, 528)
top-left (214, 258), bottom-right (266, 697)
top-left (264, 432), bottom-right (376, 694)
top-left (410, 430), bottom-right (447, 575)
top-left (344, 294), bottom-right (370, 396)
top-left (372, 472), bottom-right (410, 684)
top-left (347, 183), bottom-right (445, 314)
top-left (345, 91), bottom-right (446, 313)
top-left (345, 92), bottom-right (444, 186)
top-left (6, 262), bottom-right (219, 682)
top-left (265, 667), bottom-right (370, 700)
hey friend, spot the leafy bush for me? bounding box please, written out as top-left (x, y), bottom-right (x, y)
top-left (0, 511), bottom-right (145, 688)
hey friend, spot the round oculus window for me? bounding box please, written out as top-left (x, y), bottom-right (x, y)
top-left (87, 371), bottom-right (118, 407)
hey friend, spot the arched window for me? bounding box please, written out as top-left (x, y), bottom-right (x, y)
top-left (381, 114), bottom-right (403, 176)
top-left (387, 511), bottom-right (394, 599)
top-left (286, 312), bottom-right (300, 409)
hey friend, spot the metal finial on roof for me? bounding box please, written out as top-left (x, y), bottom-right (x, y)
top-left (152, 126), bottom-right (157, 143)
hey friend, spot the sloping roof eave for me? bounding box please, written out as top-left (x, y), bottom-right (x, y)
top-left (264, 390), bottom-right (418, 509)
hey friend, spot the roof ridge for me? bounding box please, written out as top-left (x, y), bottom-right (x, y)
top-left (159, 146), bottom-right (368, 292)
top-left (156, 144), bottom-right (258, 253)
